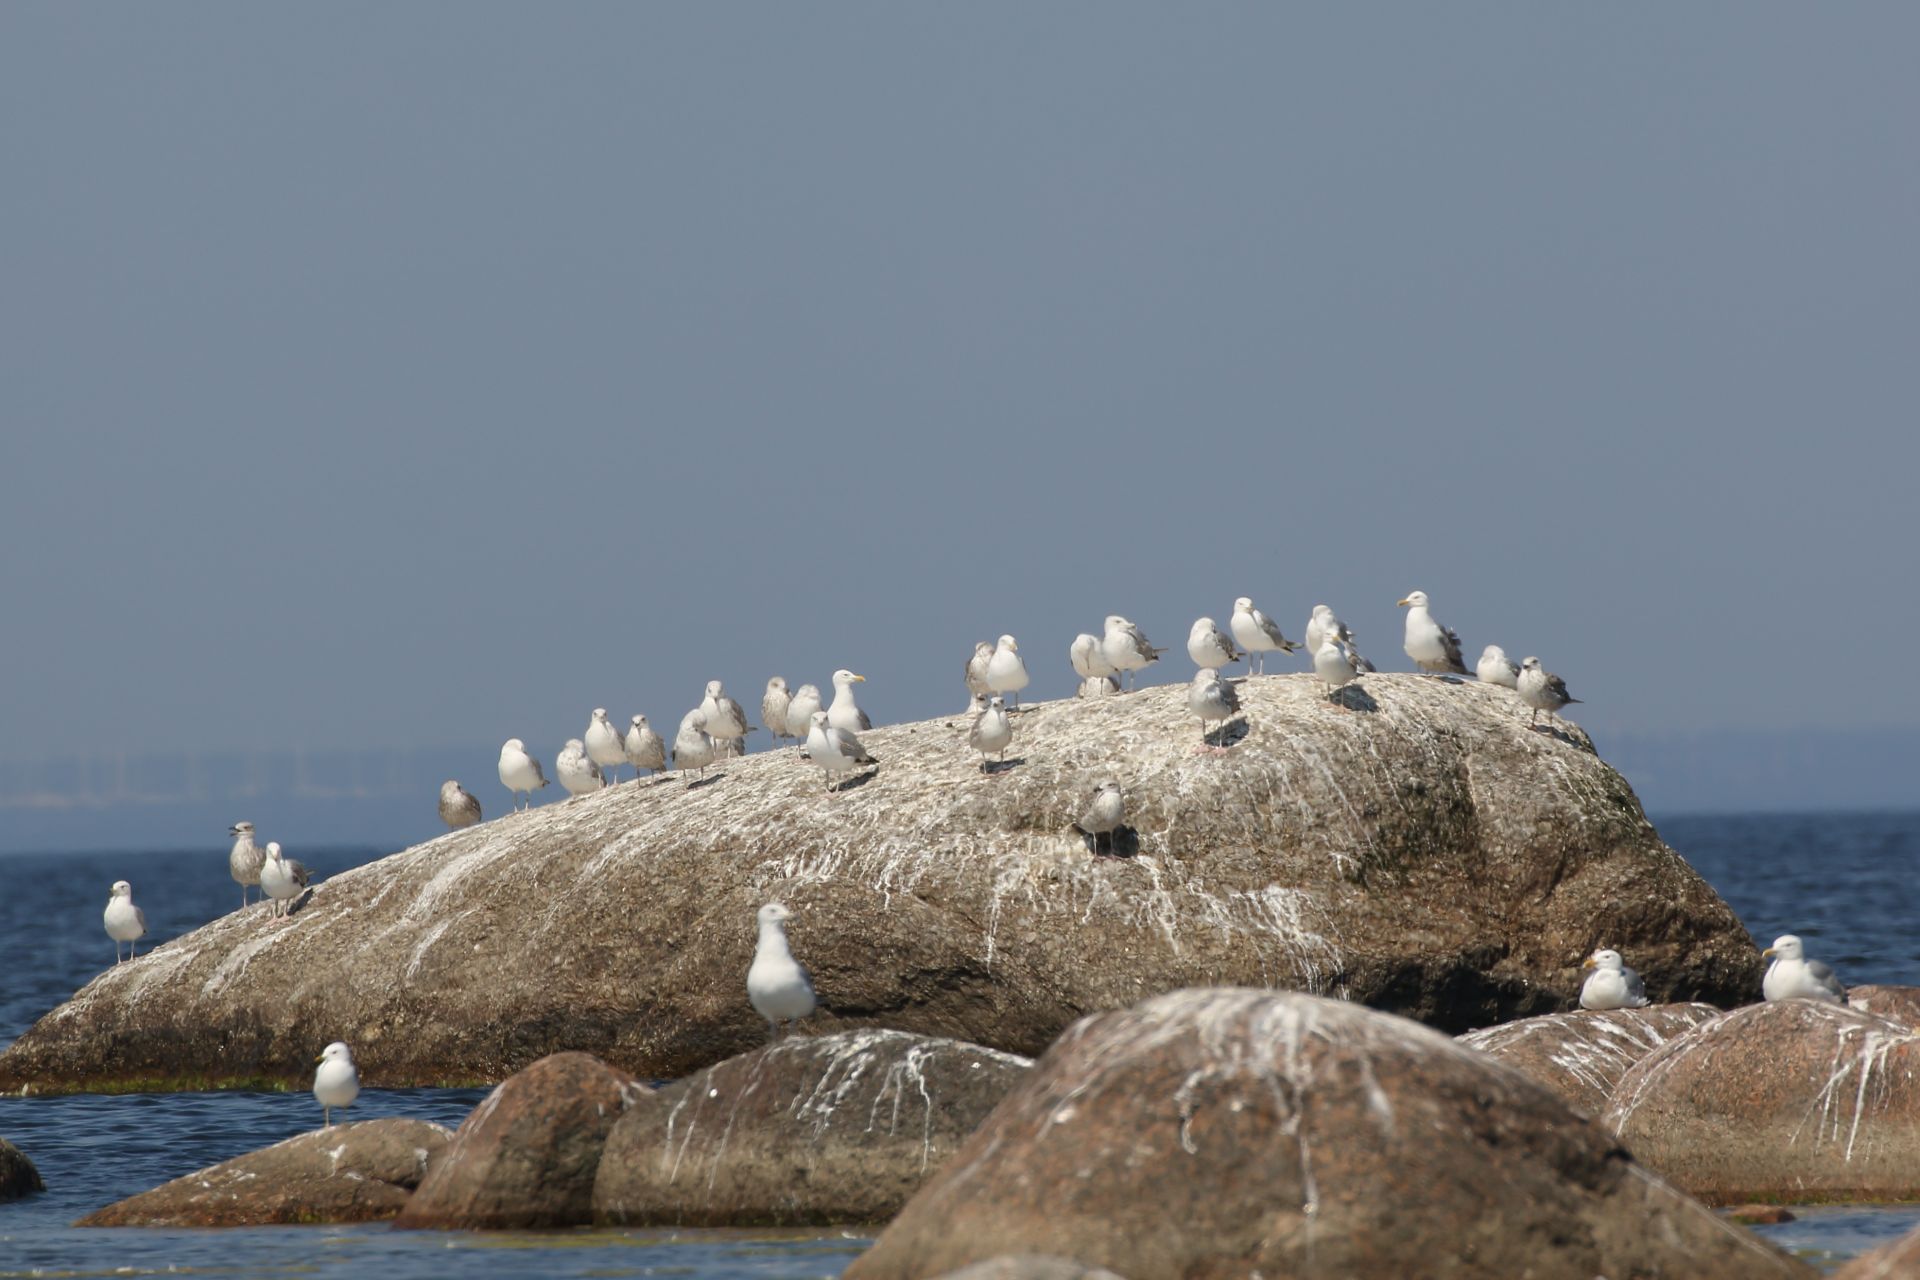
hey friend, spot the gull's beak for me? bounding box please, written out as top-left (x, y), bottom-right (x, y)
top-left (1009, 640), bottom-right (1018, 651)
top-left (1762, 947), bottom-right (1777, 958)
top-left (1581, 956), bottom-right (1596, 969)
top-left (315, 1053), bottom-right (326, 1064)
top-left (852, 673), bottom-right (867, 683)
top-left (1396, 598), bottom-right (1411, 608)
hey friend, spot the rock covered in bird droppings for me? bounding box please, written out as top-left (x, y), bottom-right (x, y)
top-left (1457, 1003), bottom-right (1724, 1115)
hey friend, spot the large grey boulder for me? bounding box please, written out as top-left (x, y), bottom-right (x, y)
top-left (845, 988), bottom-right (1810, 1280)
top-left (0, 677), bottom-right (1757, 1090)
top-left (1457, 1003), bottom-right (1724, 1115)
top-left (594, 1029), bottom-right (1031, 1226)
top-left (77, 1118), bottom-right (449, 1225)
top-left (1603, 1000), bottom-right (1920, 1204)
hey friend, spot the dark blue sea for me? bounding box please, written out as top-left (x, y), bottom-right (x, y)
top-left (3, 812), bottom-right (1918, 1275)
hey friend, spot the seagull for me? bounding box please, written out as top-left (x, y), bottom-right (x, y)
top-left (1398, 590), bottom-right (1470, 675)
top-left (1188, 668), bottom-right (1242, 750)
top-left (1186, 617), bottom-right (1243, 672)
top-left (804, 709), bottom-right (876, 792)
top-left (1075, 782), bottom-right (1125, 856)
top-left (1762, 934), bottom-right (1845, 1004)
top-left (104, 880), bottom-right (146, 964)
top-left (555, 738), bottom-right (602, 797)
top-left (624, 714), bottom-right (667, 776)
top-left (259, 842), bottom-right (310, 919)
top-left (965, 642), bottom-right (994, 701)
top-left (1517, 657), bottom-right (1582, 728)
top-left (672, 710), bottom-right (716, 780)
top-left (1069, 633), bottom-right (1120, 698)
top-left (748, 903), bottom-right (817, 1041)
top-left (701, 680), bottom-right (754, 758)
top-left (438, 780), bottom-right (482, 830)
top-left (313, 1042), bottom-right (360, 1128)
top-left (785, 683), bottom-right (823, 744)
top-left (583, 708), bottom-right (627, 784)
top-left (498, 739), bottom-right (550, 811)
top-left (985, 635), bottom-right (1030, 709)
top-left (1579, 949), bottom-right (1649, 1010)
top-left (1304, 605), bottom-right (1355, 661)
top-left (968, 695), bottom-right (1013, 769)
top-left (1312, 630), bottom-right (1363, 702)
top-left (228, 821), bottom-right (265, 909)
top-left (1101, 615), bottom-right (1164, 691)
top-left (1230, 598), bottom-right (1300, 675)
top-left (762, 678), bottom-right (794, 746)
top-left (827, 669), bottom-right (872, 732)
top-left (1477, 645), bottom-right (1521, 688)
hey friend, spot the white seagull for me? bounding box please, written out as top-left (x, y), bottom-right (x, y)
top-left (804, 709), bottom-right (877, 792)
top-left (968, 695), bottom-right (1014, 769)
top-left (1312, 630), bottom-right (1363, 703)
top-left (1069, 633), bottom-right (1119, 698)
top-left (438, 780), bottom-right (482, 830)
top-left (498, 739), bottom-right (550, 811)
top-left (1398, 590), bottom-right (1470, 676)
top-left (556, 738), bottom-right (602, 797)
top-left (1075, 782), bottom-right (1125, 856)
top-left (260, 842), bottom-right (309, 919)
top-left (583, 708), bottom-right (627, 784)
top-left (1186, 617), bottom-right (1243, 671)
top-left (747, 903), bottom-right (817, 1041)
top-left (1188, 668), bottom-right (1242, 750)
top-left (1477, 645), bottom-right (1521, 688)
top-left (985, 635), bottom-right (1030, 708)
top-left (1762, 935), bottom-right (1845, 1004)
top-left (1101, 615), bottom-right (1164, 691)
top-left (827, 669), bottom-right (872, 732)
top-left (1579, 949), bottom-right (1649, 1010)
top-left (104, 880), bottom-right (147, 964)
top-left (1230, 597), bottom-right (1300, 675)
top-left (785, 683), bottom-right (823, 744)
top-left (624, 714), bottom-right (667, 776)
top-left (762, 678), bottom-right (794, 745)
top-left (965, 642), bottom-right (994, 701)
top-left (1517, 657), bottom-right (1582, 728)
top-left (1304, 605), bottom-right (1354, 661)
top-left (700, 680), bottom-right (753, 758)
top-left (228, 821), bottom-right (265, 909)
top-left (672, 710), bottom-right (716, 780)
top-left (313, 1042), bottom-right (360, 1128)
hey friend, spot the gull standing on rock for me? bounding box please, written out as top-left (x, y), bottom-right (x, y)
top-left (785, 683), bottom-right (823, 744)
top-left (1230, 598), bottom-right (1300, 675)
top-left (804, 709), bottom-right (876, 792)
top-left (1069, 633), bottom-right (1120, 698)
top-left (584, 708), bottom-right (627, 784)
top-left (762, 678), bottom-right (794, 746)
top-left (968, 695), bottom-right (1013, 770)
top-left (1517, 657), bottom-right (1582, 728)
top-left (1075, 782), bottom-right (1125, 855)
top-left (104, 880), bottom-right (146, 964)
top-left (1186, 617), bottom-right (1243, 672)
top-left (498, 739), bottom-right (549, 811)
top-left (1762, 935), bottom-right (1846, 1004)
top-left (438, 780), bottom-right (482, 830)
top-left (1398, 590), bottom-right (1470, 675)
top-left (1304, 605), bottom-right (1354, 662)
top-left (556, 738), bottom-right (601, 797)
top-left (748, 903), bottom-right (816, 1042)
top-left (260, 842), bottom-right (309, 919)
top-left (965, 642), bottom-right (994, 701)
top-left (624, 714), bottom-right (666, 777)
top-left (1188, 668), bottom-right (1242, 750)
top-left (228, 821), bottom-right (265, 909)
top-left (1312, 630), bottom-right (1363, 702)
top-left (1101, 616), bottom-right (1164, 691)
top-left (701, 680), bottom-right (754, 758)
top-left (827, 669), bottom-right (872, 732)
top-left (985, 635), bottom-right (1030, 709)
top-left (672, 710), bottom-right (715, 780)
top-left (1579, 949), bottom-right (1649, 1010)
top-left (313, 1042), bottom-right (360, 1128)
top-left (1477, 645), bottom-right (1521, 688)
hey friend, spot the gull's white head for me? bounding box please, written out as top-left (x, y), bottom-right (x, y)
top-left (1104, 615), bottom-right (1130, 631)
top-left (630, 714), bottom-right (648, 727)
top-left (316, 1041), bottom-right (353, 1066)
top-left (832, 669), bottom-right (865, 686)
top-left (502, 738), bottom-right (526, 753)
top-left (229, 821), bottom-right (253, 837)
top-left (1098, 780), bottom-right (1120, 795)
top-left (563, 738), bottom-right (585, 751)
top-left (996, 634), bottom-right (1018, 651)
top-left (1192, 667), bottom-right (1222, 685)
top-left (794, 684), bottom-right (819, 700)
top-left (758, 902), bottom-right (792, 927)
top-left (705, 680), bottom-right (725, 698)
top-left (1312, 605), bottom-right (1332, 619)
top-left (810, 710), bottom-right (831, 728)
top-left (1190, 617), bottom-right (1218, 634)
top-left (1763, 935), bottom-right (1805, 961)
top-left (1481, 645), bottom-right (1508, 661)
top-left (265, 841), bottom-right (283, 860)
top-left (1521, 657), bottom-right (1543, 672)
top-left (441, 780), bottom-right (462, 793)
top-left (1233, 597), bottom-right (1254, 612)
top-left (592, 707), bottom-right (610, 722)
top-left (681, 711), bottom-right (707, 730)
top-left (110, 879), bottom-right (132, 898)
top-left (1583, 948), bottom-right (1624, 972)
top-left (974, 640), bottom-right (993, 656)
top-left (1398, 590), bottom-right (1430, 609)
top-left (767, 676), bottom-right (788, 692)
top-left (987, 695), bottom-right (1006, 711)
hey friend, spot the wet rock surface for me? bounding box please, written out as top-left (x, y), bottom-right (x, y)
top-left (594, 1029), bottom-right (1031, 1226)
top-left (846, 988), bottom-right (1811, 1280)
top-left (1, 1136), bottom-right (44, 1202)
top-left (1457, 1002), bottom-right (1724, 1114)
top-left (1604, 1000), bottom-right (1920, 1205)
top-left (76, 1118), bottom-right (449, 1226)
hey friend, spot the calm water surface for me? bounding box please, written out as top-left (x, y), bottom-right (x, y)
top-left (4, 814), bottom-right (1918, 1274)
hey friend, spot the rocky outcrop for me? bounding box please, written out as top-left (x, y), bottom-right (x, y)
top-left (1603, 1000), bottom-right (1920, 1204)
top-left (1457, 1003), bottom-right (1723, 1114)
top-left (846, 988), bottom-right (1811, 1280)
top-left (0, 1136), bottom-right (43, 1201)
top-left (933, 1261), bottom-right (1129, 1280)
top-left (394, 1052), bottom-right (642, 1230)
top-left (76, 1119), bottom-right (448, 1225)
top-left (1848, 986), bottom-right (1920, 1026)
top-left (0, 678), bottom-right (1759, 1091)
top-left (594, 1029), bottom-right (1031, 1226)
top-left (1834, 1219), bottom-right (1920, 1279)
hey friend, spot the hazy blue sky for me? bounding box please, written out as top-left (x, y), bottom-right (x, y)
top-left (4, 6), bottom-right (1915, 809)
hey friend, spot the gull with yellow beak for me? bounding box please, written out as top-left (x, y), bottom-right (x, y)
top-left (313, 1041), bottom-right (360, 1128)
top-left (1579, 949), bottom-right (1649, 1010)
top-left (1761, 934), bottom-right (1845, 1003)
top-left (1398, 590), bottom-right (1470, 675)
top-left (827, 669), bottom-right (872, 732)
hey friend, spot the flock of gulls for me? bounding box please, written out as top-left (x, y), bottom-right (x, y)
top-left (86, 587), bottom-right (1841, 1124)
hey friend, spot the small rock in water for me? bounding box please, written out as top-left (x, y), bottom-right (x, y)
top-left (1726, 1205), bottom-right (1797, 1225)
top-left (0, 1136), bottom-right (44, 1203)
